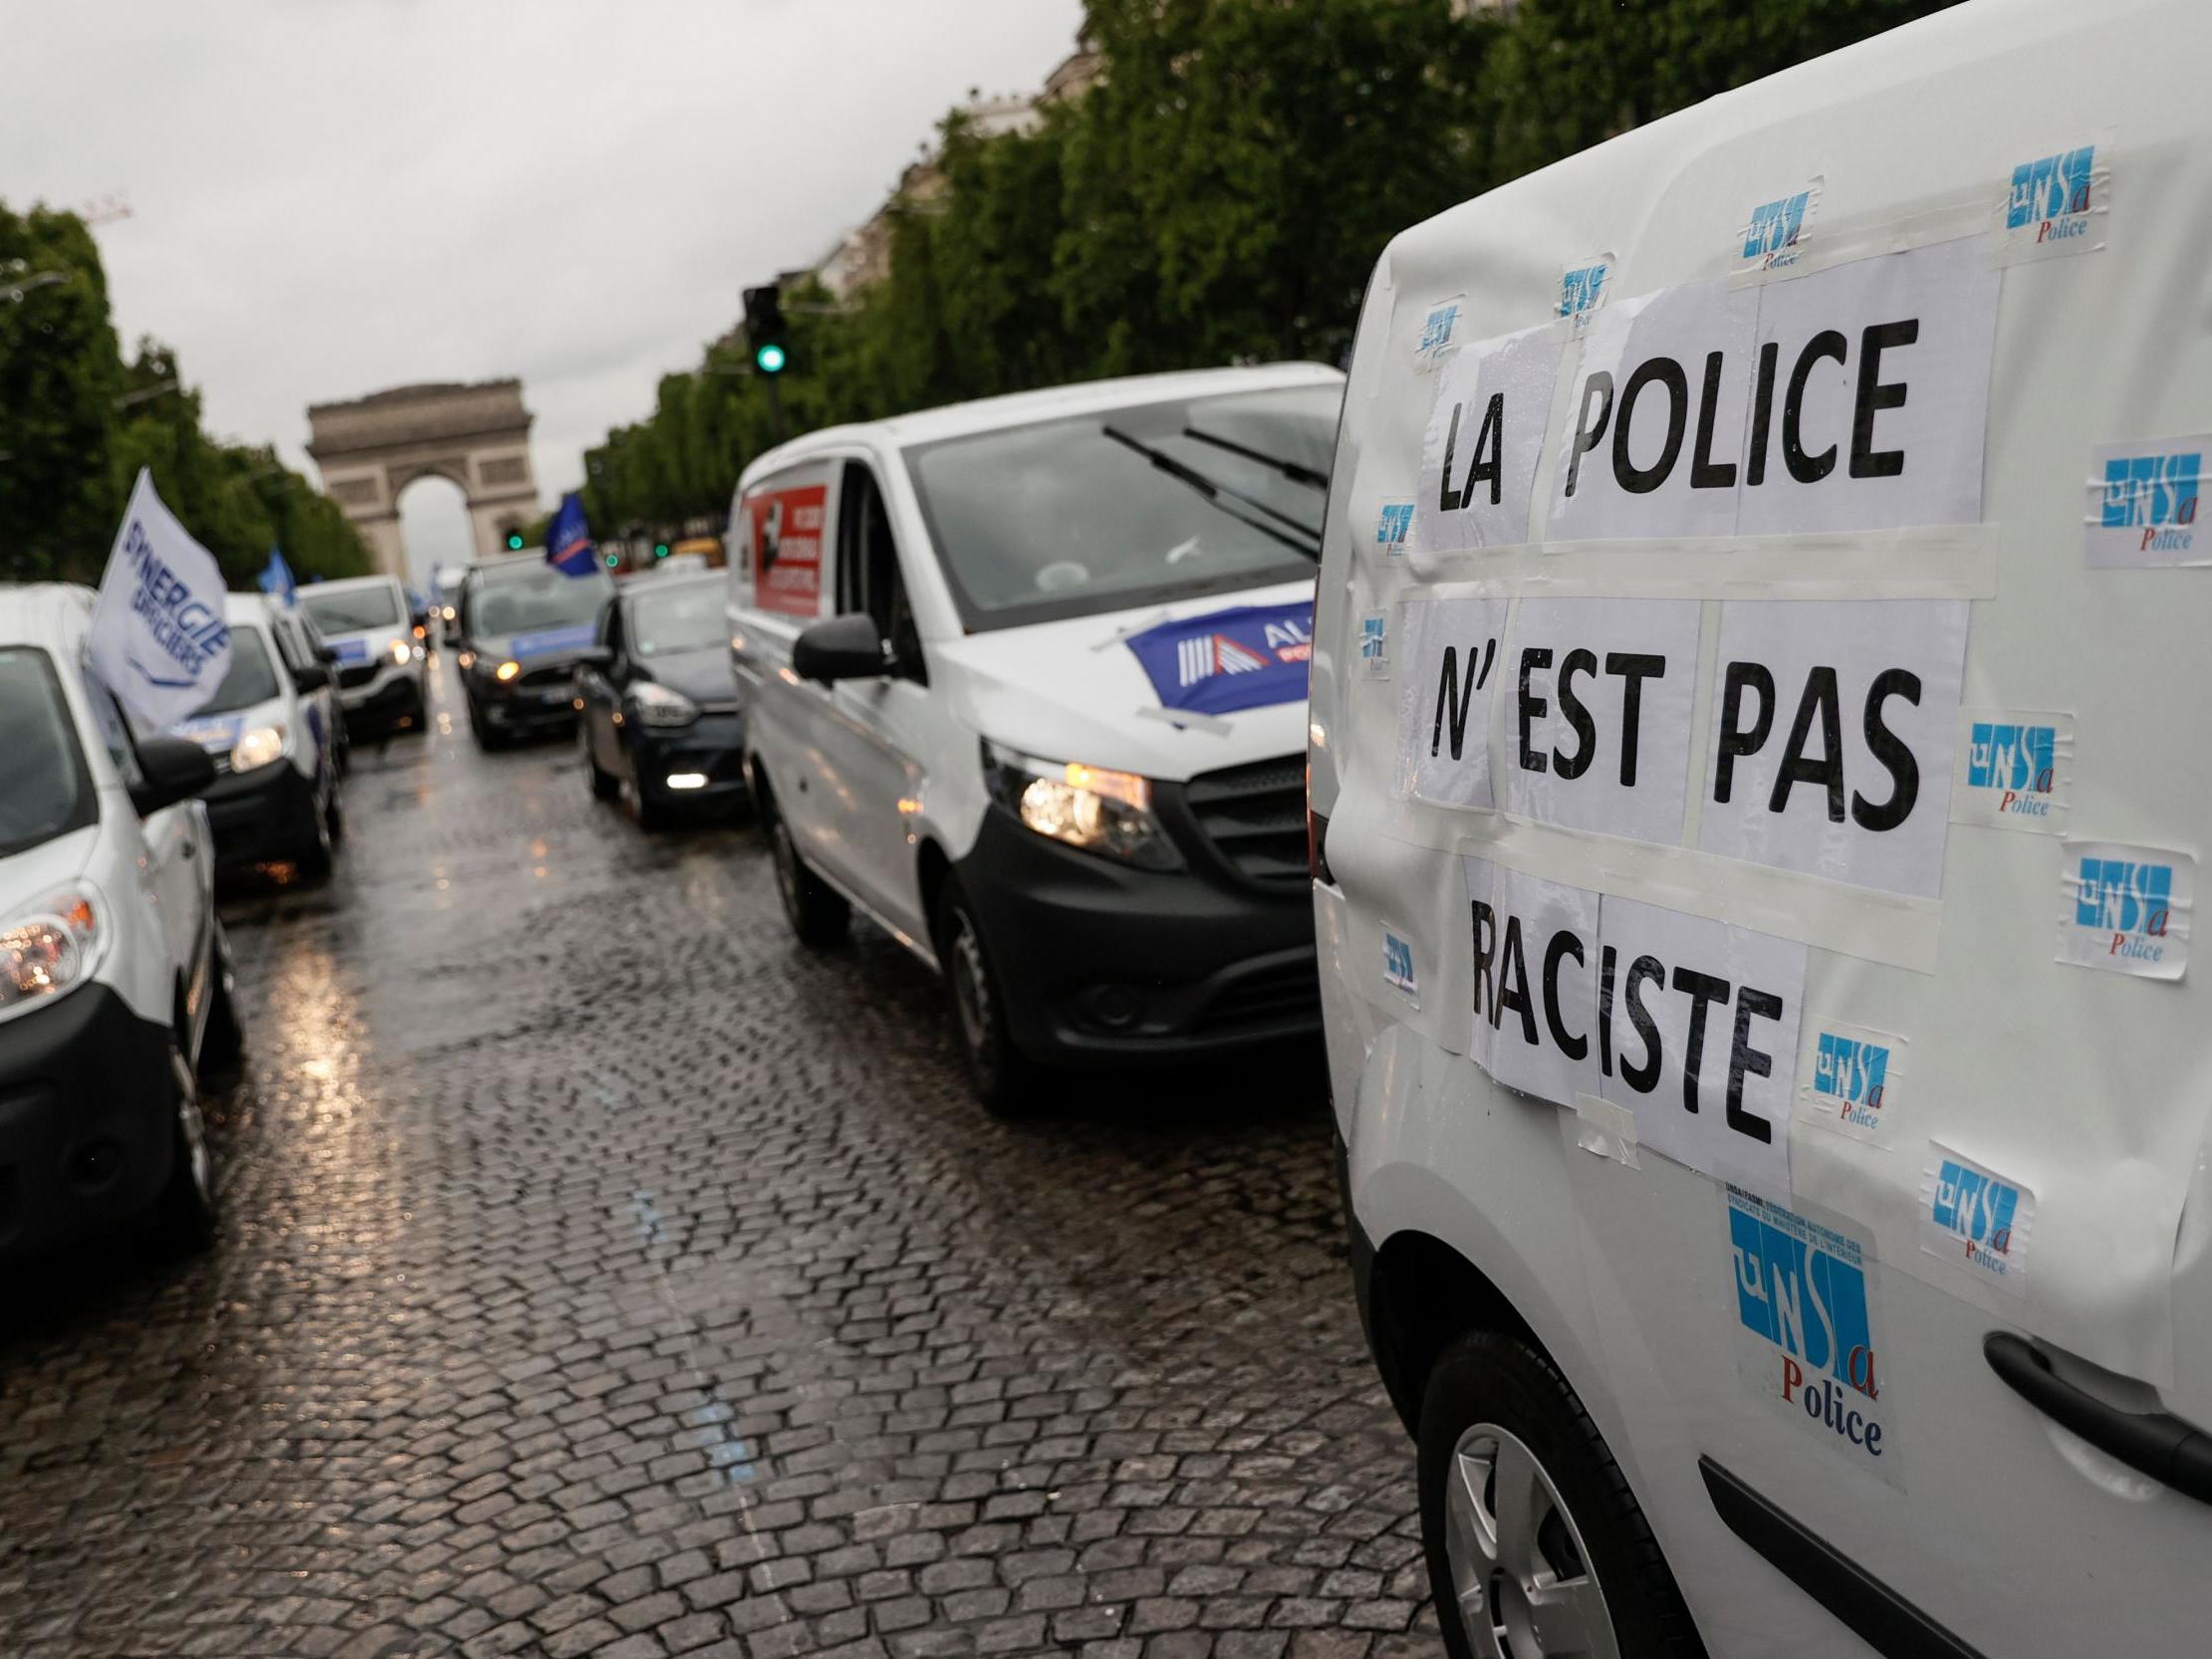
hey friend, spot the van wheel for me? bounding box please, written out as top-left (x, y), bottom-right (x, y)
top-left (585, 727), bottom-right (618, 801)
top-left (763, 786), bottom-right (849, 947)
top-left (297, 796), bottom-right (336, 881)
top-left (932, 875), bottom-right (1037, 1119)
top-left (324, 780), bottom-right (347, 845)
top-left (149, 1037), bottom-right (219, 1257)
top-left (197, 921), bottom-right (245, 1073)
top-left (1420, 1332), bottom-right (1704, 1659)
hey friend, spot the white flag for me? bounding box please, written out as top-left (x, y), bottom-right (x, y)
top-left (86, 469), bottom-right (234, 729)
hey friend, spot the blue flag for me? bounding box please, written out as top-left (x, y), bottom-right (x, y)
top-left (258, 547), bottom-right (299, 607)
top-left (1122, 599), bottom-right (1315, 717)
top-left (546, 492), bottom-right (598, 577)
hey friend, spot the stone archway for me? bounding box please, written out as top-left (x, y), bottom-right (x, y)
top-left (306, 379), bottom-right (540, 579)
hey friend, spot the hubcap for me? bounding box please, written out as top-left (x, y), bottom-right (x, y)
top-left (170, 1047), bottom-right (211, 1203)
top-left (1443, 1424), bottom-right (1614, 1659)
top-left (948, 912), bottom-right (990, 1054)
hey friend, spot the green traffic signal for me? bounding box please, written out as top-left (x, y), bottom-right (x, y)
top-left (755, 342), bottom-right (787, 375)
top-left (654, 544), bottom-right (669, 559)
top-left (604, 552), bottom-right (619, 569)
top-left (506, 532), bottom-right (525, 551)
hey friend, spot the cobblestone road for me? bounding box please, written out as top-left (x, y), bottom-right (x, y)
top-left (0, 671), bottom-right (1434, 1659)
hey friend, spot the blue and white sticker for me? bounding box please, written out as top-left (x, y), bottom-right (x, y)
top-left (2085, 436), bottom-right (2207, 568)
top-left (1373, 498), bottom-right (1414, 559)
top-left (1994, 139), bottom-right (2108, 265)
top-left (1736, 179), bottom-right (1820, 275)
top-left (2058, 839), bottom-right (2192, 980)
top-left (1357, 609), bottom-right (1390, 680)
top-left (1412, 294), bottom-right (1464, 370)
top-left (1951, 709), bottom-right (2072, 835)
top-left (1380, 922), bottom-right (1419, 1007)
top-left (1726, 1187), bottom-right (1898, 1486)
top-left (1920, 1143), bottom-right (2034, 1298)
top-left (331, 635), bottom-right (372, 665)
top-left (1800, 1022), bottom-right (1901, 1148)
top-left (1557, 255), bottom-right (1612, 330)
top-left (171, 712), bottom-right (245, 754)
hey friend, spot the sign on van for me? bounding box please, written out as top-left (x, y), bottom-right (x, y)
top-left (742, 483), bottom-right (828, 617)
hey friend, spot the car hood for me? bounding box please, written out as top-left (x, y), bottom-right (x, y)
top-left (633, 647), bottom-right (735, 707)
top-left (928, 580), bottom-right (1315, 784)
top-left (0, 822), bottom-right (102, 917)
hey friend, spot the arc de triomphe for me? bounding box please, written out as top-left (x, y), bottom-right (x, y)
top-left (306, 379), bottom-right (541, 578)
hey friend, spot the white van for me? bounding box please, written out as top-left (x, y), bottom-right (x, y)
top-left (169, 592), bottom-right (345, 877)
top-left (0, 585), bottom-right (238, 1258)
top-left (1312, 1), bottom-right (2212, 1652)
top-left (299, 573), bottom-right (426, 739)
top-left (727, 364), bottom-right (1342, 1111)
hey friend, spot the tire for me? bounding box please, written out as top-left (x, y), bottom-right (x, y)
top-left (296, 790), bottom-right (336, 881)
top-left (1419, 1331), bottom-right (1705, 1659)
top-left (324, 777), bottom-right (347, 845)
top-left (631, 778), bottom-right (672, 833)
top-left (469, 699), bottom-right (507, 752)
top-left (931, 872), bottom-right (1039, 1119)
top-left (148, 1035), bottom-right (219, 1257)
top-left (585, 725), bottom-right (618, 802)
top-left (197, 920), bottom-right (245, 1073)
top-left (762, 784), bottom-right (849, 948)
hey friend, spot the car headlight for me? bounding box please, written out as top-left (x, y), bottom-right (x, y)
top-left (389, 638), bottom-right (413, 666)
top-left (230, 724), bottom-right (288, 773)
top-left (0, 884), bottom-right (108, 1024)
top-left (494, 660), bottom-right (521, 683)
top-left (628, 680), bottom-right (699, 728)
top-left (982, 741), bottom-right (1182, 869)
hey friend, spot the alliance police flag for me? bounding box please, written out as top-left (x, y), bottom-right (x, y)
top-left (86, 469), bottom-right (234, 729)
top-left (1122, 599), bottom-right (1314, 718)
top-left (546, 492), bottom-right (598, 577)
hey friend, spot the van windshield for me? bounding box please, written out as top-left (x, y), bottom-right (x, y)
top-left (0, 648), bottom-right (97, 859)
top-left (903, 381), bottom-right (1340, 630)
top-left (302, 585), bottom-right (400, 633)
top-left (197, 627), bottom-right (282, 715)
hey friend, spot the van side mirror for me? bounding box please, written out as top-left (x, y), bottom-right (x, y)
top-left (319, 644), bottom-right (341, 665)
top-left (793, 613), bottom-right (889, 683)
top-left (293, 662), bottom-right (332, 693)
top-left (129, 736), bottom-right (218, 818)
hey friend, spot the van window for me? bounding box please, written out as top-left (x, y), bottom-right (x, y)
top-left (903, 381), bottom-right (1337, 631)
top-left (301, 583), bottom-right (400, 633)
top-left (197, 627), bottom-right (284, 715)
top-left (837, 461), bottom-right (920, 667)
top-left (0, 648), bottom-right (97, 859)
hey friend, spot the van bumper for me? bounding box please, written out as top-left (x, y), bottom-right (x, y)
top-left (0, 985), bottom-right (176, 1259)
top-left (953, 805), bottom-right (1319, 1065)
top-left (342, 667), bottom-right (425, 738)
top-left (202, 760), bottom-right (321, 870)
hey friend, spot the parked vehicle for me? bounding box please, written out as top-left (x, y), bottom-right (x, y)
top-left (577, 571), bottom-right (743, 828)
top-left (727, 363), bottom-right (1342, 1112)
top-left (1313, 2), bottom-right (2212, 1654)
top-left (455, 559), bottom-right (616, 750)
top-left (169, 593), bottom-right (345, 879)
top-left (0, 585), bottom-right (237, 1259)
top-left (299, 574), bottom-right (427, 740)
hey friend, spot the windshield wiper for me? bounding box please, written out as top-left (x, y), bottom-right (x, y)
top-left (1181, 425), bottom-right (1330, 490)
top-left (1101, 426), bottom-right (1322, 560)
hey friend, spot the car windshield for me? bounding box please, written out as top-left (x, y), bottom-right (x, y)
top-left (628, 584), bottom-right (726, 657)
top-left (473, 571), bottom-right (612, 636)
top-left (904, 381), bottom-right (1339, 630)
top-left (0, 648), bottom-right (96, 859)
top-left (197, 627), bottom-right (282, 715)
top-left (302, 585), bottom-right (400, 633)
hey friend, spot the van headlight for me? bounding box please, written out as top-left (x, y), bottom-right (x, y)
top-left (0, 884), bottom-right (108, 1023)
top-left (389, 637), bottom-right (414, 667)
top-left (628, 681), bottom-right (699, 728)
top-left (982, 742), bottom-right (1182, 869)
top-left (230, 724), bottom-right (288, 774)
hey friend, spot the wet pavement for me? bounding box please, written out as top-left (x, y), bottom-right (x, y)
top-left (0, 662), bottom-right (1433, 1659)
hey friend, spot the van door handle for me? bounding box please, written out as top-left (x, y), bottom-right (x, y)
top-left (1983, 1331), bottom-right (2212, 1504)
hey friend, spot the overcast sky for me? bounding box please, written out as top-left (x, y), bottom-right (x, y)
top-left (2, 0), bottom-right (1084, 577)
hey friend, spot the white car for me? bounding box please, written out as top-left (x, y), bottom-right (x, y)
top-left (168, 592), bottom-right (345, 877)
top-left (299, 573), bottom-right (426, 740)
top-left (1312, 1), bottom-right (2212, 1654)
top-left (726, 363), bottom-right (1342, 1112)
top-left (0, 584), bottom-right (238, 1258)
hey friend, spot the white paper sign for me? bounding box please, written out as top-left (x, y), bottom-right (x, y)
top-left (1502, 596), bottom-right (1701, 845)
top-left (1398, 596), bottom-right (1509, 808)
top-left (1461, 858), bottom-right (1805, 1200)
top-left (2058, 839), bottom-right (2193, 980)
top-left (1799, 1020), bottom-right (1903, 1148)
top-left (1416, 323), bottom-right (1565, 554)
top-left (2084, 436), bottom-right (2208, 568)
top-left (1921, 1142), bottom-right (2035, 1298)
top-left (1700, 598), bottom-right (1968, 899)
top-left (1550, 238), bottom-right (1998, 543)
top-left (87, 469), bottom-right (235, 730)
top-left (1951, 709), bottom-right (2073, 834)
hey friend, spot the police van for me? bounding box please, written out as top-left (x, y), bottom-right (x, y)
top-left (299, 573), bottom-right (426, 740)
top-left (1309, 1), bottom-right (2212, 1652)
top-left (726, 364), bottom-right (1342, 1113)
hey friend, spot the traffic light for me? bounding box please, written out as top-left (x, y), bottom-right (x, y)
top-left (654, 543), bottom-right (669, 560)
top-left (604, 552), bottom-right (619, 570)
top-left (743, 284), bottom-right (787, 375)
top-left (506, 531), bottom-right (525, 552)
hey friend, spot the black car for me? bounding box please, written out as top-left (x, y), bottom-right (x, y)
top-left (576, 573), bottom-right (744, 828)
top-left (454, 562), bottom-right (617, 750)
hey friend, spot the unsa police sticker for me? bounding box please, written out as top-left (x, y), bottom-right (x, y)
top-left (2057, 839), bottom-right (2193, 981)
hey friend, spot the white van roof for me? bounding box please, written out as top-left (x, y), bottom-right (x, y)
top-left (0, 584), bottom-right (94, 651)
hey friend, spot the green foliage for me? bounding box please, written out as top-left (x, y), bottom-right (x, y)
top-left (572, 0), bottom-right (1959, 534)
top-left (0, 203), bottom-right (370, 588)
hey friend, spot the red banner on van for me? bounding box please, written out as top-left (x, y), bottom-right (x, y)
top-left (744, 484), bottom-right (827, 617)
